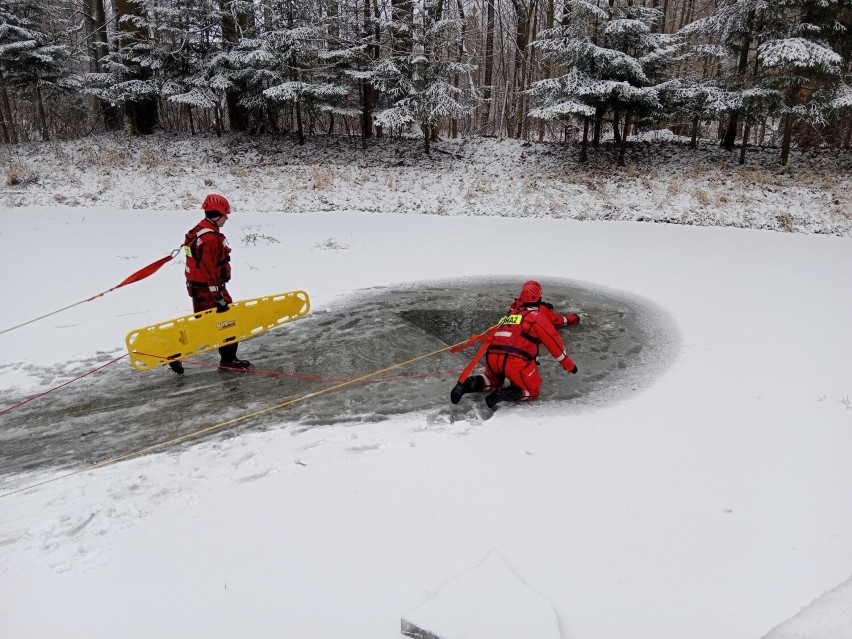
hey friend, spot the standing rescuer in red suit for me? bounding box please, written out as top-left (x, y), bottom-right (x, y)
top-left (450, 280), bottom-right (579, 408)
top-left (168, 194), bottom-right (254, 375)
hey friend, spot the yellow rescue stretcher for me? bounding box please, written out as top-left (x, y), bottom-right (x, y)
top-left (125, 290), bottom-right (310, 371)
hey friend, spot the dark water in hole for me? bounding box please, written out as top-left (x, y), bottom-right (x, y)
top-left (0, 277), bottom-right (678, 481)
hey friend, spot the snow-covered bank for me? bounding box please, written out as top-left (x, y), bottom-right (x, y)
top-left (763, 575), bottom-right (852, 639)
top-left (2, 133), bottom-right (851, 235)
top-left (1, 208), bottom-right (851, 639)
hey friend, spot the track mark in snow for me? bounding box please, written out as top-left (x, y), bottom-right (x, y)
top-left (60, 511), bottom-right (98, 538)
top-left (236, 470), bottom-right (276, 483)
top-left (0, 535), bottom-right (23, 548)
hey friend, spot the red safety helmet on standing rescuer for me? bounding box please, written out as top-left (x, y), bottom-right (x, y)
top-left (202, 193), bottom-right (231, 216)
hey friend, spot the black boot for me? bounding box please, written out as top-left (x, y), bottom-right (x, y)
top-left (450, 376), bottom-right (485, 404)
top-left (168, 361), bottom-right (184, 375)
top-left (218, 358), bottom-right (254, 372)
top-left (484, 385), bottom-right (522, 409)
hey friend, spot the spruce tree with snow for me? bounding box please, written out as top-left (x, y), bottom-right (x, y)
top-left (756, 0), bottom-right (850, 164)
top-left (0, 0), bottom-right (75, 142)
top-left (529, 0), bottom-right (676, 163)
top-left (151, 0), bottom-right (234, 135)
top-left (370, 3), bottom-right (476, 154)
top-left (657, 27), bottom-right (783, 161)
top-left (679, 0), bottom-right (851, 164)
top-left (260, 2), bottom-right (358, 144)
top-left (655, 79), bottom-right (733, 148)
top-left (677, 0), bottom-right (768, 151)
top-left (831, 81), bottom-right (852, 147)
top-left (85, 0), bottom-right (162, 134)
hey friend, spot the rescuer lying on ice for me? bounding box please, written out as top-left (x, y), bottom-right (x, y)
top-left (450, 280), bottom-right (580, 409)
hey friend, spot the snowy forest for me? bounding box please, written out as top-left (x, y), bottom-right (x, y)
top-left (1, 0), bottom-right (851, 163)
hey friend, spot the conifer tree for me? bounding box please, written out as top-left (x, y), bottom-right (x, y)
top-left (756, 0), bottom-right (851, 164)
top-left (86, 0), bottom-right (160, 134)
top-left (260, 1), bottom-right (357, 143)
top-left (371, 3), bottom-right (476, 154)
top-left (529, 0), bottom-right (676, 162)
top-left (679, 0), bottom-right (851, 163)
top-left (154, 0), bottom-right (230, 133)
top-left (0, 0), bottom-right (74, 141)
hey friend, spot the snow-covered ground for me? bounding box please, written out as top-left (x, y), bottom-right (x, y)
top-left (2, 132), bottom-right (851, 235)
top-left (1, 134), bottom-right (851, 639)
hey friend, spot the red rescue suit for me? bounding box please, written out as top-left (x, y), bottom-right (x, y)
top-left (183, 219), bottom-right (232, 312)
top-left (483, 305), bottom-right (576, 400)
top-left (511, 299), bottom-right (577, 328)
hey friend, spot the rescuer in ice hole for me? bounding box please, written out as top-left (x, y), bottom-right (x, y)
top-left (450, 280), bottom-right (579, 408)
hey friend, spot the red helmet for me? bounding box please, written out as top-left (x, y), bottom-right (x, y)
top-left (518, 280), bottom-right (542, 305)
top-left (202, 193), bottom-right (230, 216)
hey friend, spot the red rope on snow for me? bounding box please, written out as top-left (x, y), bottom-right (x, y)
top-left (0, 353), bottom-right (462, 417)
top-left (0, 251), bottom-right (178, 336)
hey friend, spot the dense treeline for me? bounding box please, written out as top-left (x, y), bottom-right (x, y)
top-left (1, 0), bottom-right (850, 164)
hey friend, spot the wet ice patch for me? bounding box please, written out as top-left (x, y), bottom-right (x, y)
top-left (0, 277), bottom-right (677, 478)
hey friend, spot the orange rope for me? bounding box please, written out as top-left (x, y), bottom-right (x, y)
top-left (0, 338), bottom-right (470, 499)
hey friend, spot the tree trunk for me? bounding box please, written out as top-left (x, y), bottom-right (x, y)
top-left (499, 80), bottom-right (510, 139)
top-left (723, 10), bottom-right (755, 151)
top-left (450, 0), bottom-right (466, 139)
top-left (221, 0), bottom-right (256, 131)
top-left (361, 0), bottom-right (380, 143)
top-left (677, 0), bottom-right (695, 31)
top-left (214, 102), bottom-right (223, 138)
top-left (115, 0), bottom-right (157, 134)
top-left (392, 0), bottom-right (413, 56)
top-left (538, 0), bottom-right (555, 142)
top-left (593, 106), bottom-right (603, 146)
top-left (612, 108), bottom-right (621, 144)
top-left (509, 0), bottom-right (529, 139)
top-left (361, 81), bottom-right (372, 147)
top-left (739, 123), bottom-right (750, 164)
top-left (86, 0), bottom-right (121, 130)
top-left (296, 101), bottom-right (304, 145)
top-left (35, 83), bottom-right (49, 141)
top-left (518, 4), bottom-right (540, 140)
top-left (479, 0), bottom-right (496, 134)
top-left (690, 116), bottom-right (699, 148)
top-left (617, 111), bottom-right (632, 166)
top-left (721, 110), bottom-right (738, 150)
top-left (0, 81), bottom-right (17, 144)
top-left (0, 99), bottom-right (9, 144)
top-left (580, 116), bottom-right (589, 162)
top-left (91, 0), bottom-right (111, 66)
top-left (780, 114), bottom-right (793, 166)
top-left (844, 115), bottom-right (852, 149)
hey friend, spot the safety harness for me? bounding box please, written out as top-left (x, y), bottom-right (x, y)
top-left (183, 221), bottom-right (230, 292)
top-left (488, 307), bottom-right (541, 361)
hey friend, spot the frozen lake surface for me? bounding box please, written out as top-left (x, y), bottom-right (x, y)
top-left (0, 277), bottom-right (678, 479)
